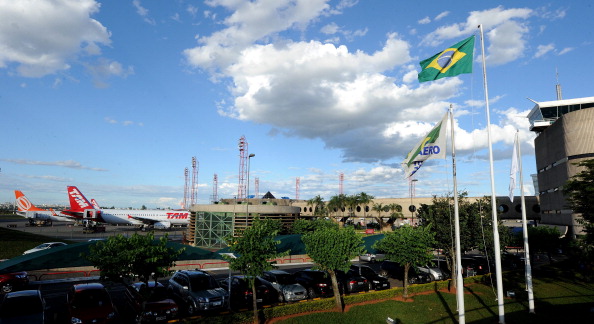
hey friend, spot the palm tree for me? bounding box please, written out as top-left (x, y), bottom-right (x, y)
top-left (357, 192), bottom-right (374, 228)
top-left (328, 194), bottom-right (348, 225)
top-left (388, 203), bottom-right (403, 229)
top-left (371, 202), bottom-right (385, 231)
top-left (306, 195), bottom-right (326, 218)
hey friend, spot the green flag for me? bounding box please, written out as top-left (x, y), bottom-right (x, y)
top-left (401, 112), bottom-right (449, 178)
top-left (418, 35), bottom-right (475, 83)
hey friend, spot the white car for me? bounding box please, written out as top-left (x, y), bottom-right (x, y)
top-left (359, 253), bottom-right (386, 263)
top-left (418, 264), bottom-right (447, 281)
top-left (23, 242), bottom-right (67, 255)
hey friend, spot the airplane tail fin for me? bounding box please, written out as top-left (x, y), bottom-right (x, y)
top-left (66, 186), bottom-right (94, 212)
top-left (14, 190), bottom-right (46, 212)
top-left (91, 199), bottom-right (101, 210)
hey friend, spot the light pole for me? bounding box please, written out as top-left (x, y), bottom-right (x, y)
top-left (246, 153), bottom-right (255, 227)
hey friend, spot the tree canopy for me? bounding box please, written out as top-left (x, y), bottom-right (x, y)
top-left (564, 159), bottom-right (594, 244)
top-left (85, 232), bottom-right (182, 287)
top-left (373, 225), bottom-right (435, 297)
top-left (302, 226), bottom-right (364, 311)
top-left (224, 217), bottom-right (287, 323)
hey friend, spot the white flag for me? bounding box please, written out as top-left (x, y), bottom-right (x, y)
top-left (509, 133), bottom-right (519, 202)
top-left (402, 112), bottom-right (449, 178)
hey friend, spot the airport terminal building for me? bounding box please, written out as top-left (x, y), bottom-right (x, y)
top-left (528, 96), bottom-right (594, 237)
top-left (188, 195), bottom-right (540, 248)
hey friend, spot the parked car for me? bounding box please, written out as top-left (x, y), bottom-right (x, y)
top-left (350, 264), bottom-right (390, 290)
top-left (261, 270), bottom-right (307, 302)
top-left (461, 255), bottom-right (490, 276)
top-left (379, 260), bottom-right (431, 284)
top-left (359, 253), bottom-right (386, 263)
top-left (0, 271), bottom-right (29, 294)
top-left (67, 283), bottom-right (117, 324)
top-left (335, 269), bottom-right (368, 294)
top-left (293, 269), bottom-right (333, 299)
top-left (167, 270), bottom-right (228, 315)
top-left (417, 264), bottom-right (447, 281)
top-left (218, 275), bottom-right (277, 310)
top-left (0, 289), bottom-right (45, 323)
top-left (432, 258), bottom-right (452, 279)
top-left (23, 242), bottom-right (67, 255)
top-left (124, 281), bottom-right (178, 323)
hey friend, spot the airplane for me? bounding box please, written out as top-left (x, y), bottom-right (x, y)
top-left (66, 186), bottom-right (189, 229)
top-left (14, 190), bottom-right (75, 223)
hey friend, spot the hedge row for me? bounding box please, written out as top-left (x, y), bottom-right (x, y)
top-left (188, 274), bottom-right (490, 324)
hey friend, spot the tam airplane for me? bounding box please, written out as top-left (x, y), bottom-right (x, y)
top-left (66, 186), bottom-right (189, 229)
top-left (14, 190), bottom-right (75, 222)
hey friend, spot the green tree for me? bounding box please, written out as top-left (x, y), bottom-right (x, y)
top-left (328, 194), bottom-right (348, 224)
top-left (371, 203), bottom-right (386, 231)
top-left (307, 195), bottom-right (327, 218)
top-left (527, 226), bottom-right (561, 263)
top-left (416, 193), bottom-right (492, 289)
top-left (564, 159), bottom-right (594, 245)
top-left (224, 218), bottom-right (288, 324)
top-left (388, 203), bottom-right (404, 227)
top-left (356, 192), bottom-right (374, 227)
top-left (373, 225), bottom-right (435, 297)
top-left (86, 232), bottom-right (181, 285)
top-left (302, 226), bottom-right (365, 312)
top-left (85, 232), bottom-right (182, 320)
top-left (290, 218), bottom-right (339, 234)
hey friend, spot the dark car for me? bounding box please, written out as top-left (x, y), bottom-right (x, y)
top-left (124, 281), bottom-right (178, 323)
top-left (350, 264), bottom-right (390, 290)
top-left (261, 270), bottom-right (307, 302)
top-left (218, 275), bottom-right (277, 310)
top-left (167, 270), bottom-right (228, 315)
top-left (0, 271), bottom-right (29, 294)
top-left (335, 269), bottom-right (368, 294)
top-left (0, 289), bottom-right (45, 324)
top-left (379, 260), bottom-right (431, 285)
top-left (67, 283), bottom-right (117, 324)
top-left (293, 269), bottom-right (333, 299)
top-left (461, 256), bottom-right (490, 276)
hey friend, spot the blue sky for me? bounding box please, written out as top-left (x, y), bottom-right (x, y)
top-left (1, 0), bottom-right (591, 208)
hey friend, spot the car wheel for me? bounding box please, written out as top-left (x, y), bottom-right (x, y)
top-left (187, 300), bottom-right (197, 315)
top-left (430, 274), bottom-right (437, 281)
top-left (1, 283), bottom-right (13, 293)
top-left (307, 287), bottom-right (317, 299)
top-left (278, 292), bottom-right (285, 303)
top-left (370, 258), bottom-right (376, 263)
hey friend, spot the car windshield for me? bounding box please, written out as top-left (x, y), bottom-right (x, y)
top-left (72, 289), bottom-right (111, 309)
top-left (359, 267), bottom-right (376, 277)
top-left (35, 243), bottom-right (51, 249)
top-left (0, 295), bottom-right (43, 317)
top-left (274, 274), bottom-right (297, 285)
top-left (189, 275), bottom-right (219, 291)
top-left (136, 285), bottom-right (168, 301)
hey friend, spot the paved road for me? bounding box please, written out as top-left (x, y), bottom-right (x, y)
top-left (1, 217), bottom-right (186, 242)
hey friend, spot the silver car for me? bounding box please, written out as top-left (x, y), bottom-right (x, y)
top-left (261, 270), bottom-right (307, 302)
top-left (418, 264), bottom-right (446, 281)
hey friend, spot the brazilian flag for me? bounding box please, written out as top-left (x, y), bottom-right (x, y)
top-left (418, 35), bottom-right (475, 83)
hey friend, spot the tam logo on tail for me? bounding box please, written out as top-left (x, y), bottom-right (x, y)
top-left (67, 186), bottom-right (92, 210)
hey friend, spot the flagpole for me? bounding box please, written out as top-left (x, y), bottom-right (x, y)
top-left (478, 24), bottom-right (505, 324)
top-left (449, 104), bottom-right (465, 323)
top-left (516, 130), bottom-right (535, 313)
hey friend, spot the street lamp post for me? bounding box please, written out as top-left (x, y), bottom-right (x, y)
top-left (246, 153), bottom-right (255, 227)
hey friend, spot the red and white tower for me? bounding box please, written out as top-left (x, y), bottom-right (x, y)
top-left (212, 173), bottom-right (218, 203)
top-left (295, 177), bottom-right (300, 200)
top-left (183, 167), bottom-right (189, 209)
top-left (339, 172), bottom-right (344, 195)
top-left (191, 157), bottom-right (198, 205)
top-left (237, 136), bottom-right (249, 200)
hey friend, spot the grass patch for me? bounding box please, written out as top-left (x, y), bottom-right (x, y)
top-left (0, 227), bottom-right (71, 259)
top-left (272, 265), bottom-right (594, 324)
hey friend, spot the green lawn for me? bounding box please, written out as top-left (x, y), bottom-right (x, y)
top-left (0, 226), bottom-right (71, 259)
top-left (275, 265), bottom-right (594, 324)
